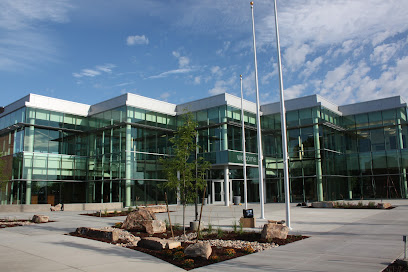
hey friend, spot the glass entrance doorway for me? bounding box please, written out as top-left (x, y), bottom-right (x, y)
top-left (211, 180), bottom-right (224, 204)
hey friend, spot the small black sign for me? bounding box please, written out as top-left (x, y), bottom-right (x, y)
top-left (243, 209), bottom-right (253, 218)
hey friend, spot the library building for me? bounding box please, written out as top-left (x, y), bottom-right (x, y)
top-left (0, 92), bottom-right (407, 207)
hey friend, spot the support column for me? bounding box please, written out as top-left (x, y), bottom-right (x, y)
top-left (313, 117), bottom-right (323, 201)
top-left (224, 166), bottom-right (230, 206)
top-left (25, 118), bottom-right (35, 204)
top-left (347, 178), bottom-right (353, 199)
top-left (125, 120), bottom-right (132, 207)
top-left (222, 123), bottom-right (228, 151)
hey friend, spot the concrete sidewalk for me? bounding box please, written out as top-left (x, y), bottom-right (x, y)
top-left (0, 200), bottom-right (407, 271)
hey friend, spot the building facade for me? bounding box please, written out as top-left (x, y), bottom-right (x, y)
top-left (0, 93), bottom-right (407, 206)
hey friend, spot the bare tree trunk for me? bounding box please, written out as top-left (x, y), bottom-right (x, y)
top-left (183, 177), bottom-right (186, 236)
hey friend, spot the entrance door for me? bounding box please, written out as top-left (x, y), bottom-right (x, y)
top-left (211, 180), bottom-right (224, 204)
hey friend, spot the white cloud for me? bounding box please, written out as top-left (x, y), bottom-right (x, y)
top-left (370, 42), bottom-right (400, 65)
top-left (216, 41), bottom-right (231, 56)
top-left (283, 43), bottom-right (311, 71)
top-left (211, 66), bottom-right (221, 74)
top-left (126, 35), bottom-right (149, 45)
top-left (0, 0), bottom-right (72, 30)
top-left (300, 56), bottom-right (323, 78)
top-left (172, 51), bottom-right (190, 68)
top-left (208, 76), bottom-right (236, 96)
top-left (194, 76), bottom-right (201, 85)
top-left (0, 1), bottom-right (72, 71)
top-left (323, 62), bottom-right (352, 90)
top-left (262, 0), bottom-right (408, 48)
top-left (96, 64), bottom-right (115, 73)
top-left (73, 64), bottom-right (115, 78)
top-left (178, 56), bottom-right (189, 68)
top-left (148, 68), bottom-right (193, 79)
top-left (159, 92), bottom-right (171, 101)
top-left (284, 84), bottom-right (305, 100)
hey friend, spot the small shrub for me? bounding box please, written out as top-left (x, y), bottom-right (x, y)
top-left (173, 223), bottom-right (181, 231)
top-left (173, 251), bottom-right (185, 260)
top-left (217, 227), bottom-right (224, 238)
top-left (127, 207), bottom-right (133, 213)
top-left (173, 246), bottom-right (184, 252)
top-left (357, 201), bottom-right (363, 208)
top-left (197, 231), bottom-right (204, 240)
top-left (238, 221), bottom-right (244, 234)
top-left (164, 219), bottom-right (170, 229)
top-left (114, 222), bottom-right (122, 228)
top-left (113, 210), bottom-right (118, 215)
top-left (224, 248), bottom-right (236, 257)
top-left (182, 259), bottom-right (194, 268)
top-left (207, 222), bottom-right (213, 233)
top-left (163, 249), bottom-right (173, 257)
top-left (104, 208), bottom-right (108, 216)
top-left (209, 255), bottom-right (220, 262)
top-left (243, 246), bottom-right (255, 254)
top-left (368, 201), bottom-right (376, 208)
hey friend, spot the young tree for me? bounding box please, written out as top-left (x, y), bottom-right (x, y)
top-left (160, 112), bottom-right (210, 236)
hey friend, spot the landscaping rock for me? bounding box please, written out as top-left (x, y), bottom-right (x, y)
top-left (32, 215), bottom-right (49, 223)
top-left (261, 223), bottom-right (289, 240)
top-left (144, 205), bottom-right (167, 213)
top-left (377, 202), bottom-right (392, 209)
top-left (121, 208), bottom-right (157, 230)
top-left (138, 237), bottom-right (181, 250)
top-left (185, 242), bottom-right (212, 259)
top-left (50, 204), bottom-right (62, 211)
top-left (166, 239), bottom-right (182, 250)
top-left (76, 227), bottom-right (119, 242)
top-left (311, 201), bottom-right (334, 208)
top-left (144, 220), bottom-right (166, 234)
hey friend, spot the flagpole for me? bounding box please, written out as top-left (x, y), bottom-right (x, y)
top-left (250, 1), bottom-right (265, 219)
top-left (273, 0), bottom-right (291, 229)
top-left (240, 75), bottom-right (248, 210)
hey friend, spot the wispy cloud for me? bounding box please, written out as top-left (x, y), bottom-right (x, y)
top-left (148, 68), bottom-right (193, 79)
top-left (126, 35), bottom-right (149, 46)
top-left (73, 64), bottom-right (116, 78)
top-left (0, 0), bottom-right (72, 31)
top-left (149, 51), bottom-right (194, 79)
top-left (0, 0), bottom-right (73, 71)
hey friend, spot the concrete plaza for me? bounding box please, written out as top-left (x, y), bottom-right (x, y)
top-left (0, 199), bottom-right (407, 271)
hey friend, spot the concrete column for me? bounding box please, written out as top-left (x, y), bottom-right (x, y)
top-left (224, 166), bottom-right (230, 206)
top-left (313, 117), bottom-right (323, 201)
top-left (25, 118), bottom-right (35, 204)
top-left (222, 123), bottom-right (228, 151)
top-left (347, 178), bottom-right (353, 199)
top-left (125, 119), bottom-right (132, 207)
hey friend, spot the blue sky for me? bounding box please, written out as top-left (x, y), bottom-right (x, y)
top-left (1, 0), bottom-right (407, 108)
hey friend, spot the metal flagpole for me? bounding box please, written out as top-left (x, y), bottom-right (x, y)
top-left (250, 1), bottom-right (265, 219)
top-left (240, 75), bottom-right (248, 210)
top-left (273, 0), bottom-right (291, 229)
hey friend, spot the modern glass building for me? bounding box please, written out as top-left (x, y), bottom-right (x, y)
top-left (0, 93), bottom-right (407, 207)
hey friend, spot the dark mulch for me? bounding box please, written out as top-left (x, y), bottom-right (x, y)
top-left (70, 226), bottom-right (308, 270)
top-left (131, 242), bottom-right (248, 270)
top-left (383, 260), bottom-right (408, 272)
